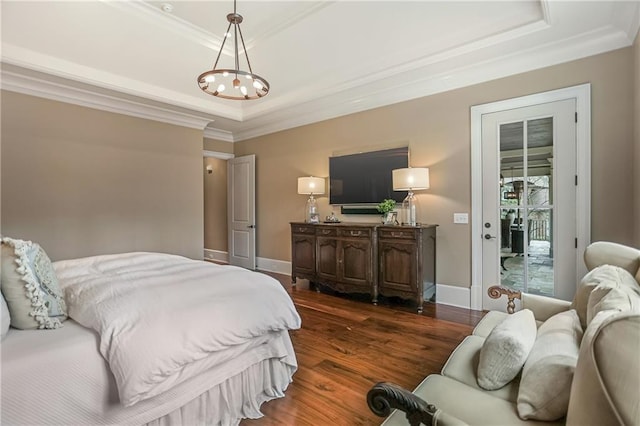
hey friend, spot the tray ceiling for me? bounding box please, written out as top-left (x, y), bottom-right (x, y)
top-left (1, 1), bottom-right (639, 141)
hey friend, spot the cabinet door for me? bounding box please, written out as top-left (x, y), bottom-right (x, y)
top-left (292, 235), bottom-right (315, 276)
top-left (378, 240), bottom-right (418, 296)
top-left (316, 237), bottom-right (338, 281)
top-left (339, 239), bottom-right (371, 287)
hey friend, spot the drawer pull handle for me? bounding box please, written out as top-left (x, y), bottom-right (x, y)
top-left (391, 232), bottom-right (402, 237)
top-left (322, 230), bottom-right (331, 235)
top-left (350, 231), bottom-right (361, 236)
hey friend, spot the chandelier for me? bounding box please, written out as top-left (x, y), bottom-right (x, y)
top-left (197, 0), bottom-right (269, 100)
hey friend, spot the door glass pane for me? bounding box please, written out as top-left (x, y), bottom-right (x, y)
top-left (499, 117), bottom-right (554, 296)
top-left (526, 118), bottom-right (553, 296)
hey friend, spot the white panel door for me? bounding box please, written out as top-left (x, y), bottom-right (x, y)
top-left (481, 100), bottom-right (577, 311)
top-left (227, 155), bottom-right (256, 269)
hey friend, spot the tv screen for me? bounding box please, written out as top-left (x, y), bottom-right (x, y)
top-left (329, 147), bottom-right (409, 205)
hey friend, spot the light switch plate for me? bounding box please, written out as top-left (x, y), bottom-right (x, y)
top-left (453, 213), bottom-right (468, 224)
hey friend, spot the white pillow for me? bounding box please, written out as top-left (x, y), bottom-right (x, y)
top-left (1, 292), bottom-right (10, 339)
top-left (571, 265), bottom-right (639, 329)
top-left (517, 309), bottom-right (583, 420)
top-left (477, 309), bottom-right (537, 390)
top-left (1, 237), bottom-right (67, 329)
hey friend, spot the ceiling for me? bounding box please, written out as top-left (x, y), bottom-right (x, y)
top-left (2, 1), bottom-right (639, 142)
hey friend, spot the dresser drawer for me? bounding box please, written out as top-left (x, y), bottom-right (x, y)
top-left (378, 228), bottom-right (418, 240)
top-left (291, 224), bottom-right (316, 234)
top-left (316, 227), bottom-right (338, 237)
top-left (338, 228), bottom-right (371, 238)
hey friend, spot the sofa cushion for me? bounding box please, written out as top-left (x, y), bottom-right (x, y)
top-left (441, 335), bottom-right (519, 402)
top-left (477, 309), bottom-right (537, 391)
top-left (566, 310), bottom-right (640, 426)
top-left (381, 374), bottom-right (563, 426)
top-left (517, 309), bottom-right (583, 421)
top-left (472, 310), bottom-right (508, 338)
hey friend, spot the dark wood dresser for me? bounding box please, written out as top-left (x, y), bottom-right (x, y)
top-left (290, 222), bottom-right (437, 312)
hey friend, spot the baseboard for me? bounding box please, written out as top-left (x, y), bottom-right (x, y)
top-left (257, 257), bottom-right (291, 276)
top-left (436, 284), bottom-right (471, 309)
top-left (203, 248), bottom-right (228, 263)
top-left (204, 252), bottom-right (470, 310)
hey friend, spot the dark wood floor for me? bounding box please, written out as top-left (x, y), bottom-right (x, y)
top-left (241, 273), bottom-right (485, 426)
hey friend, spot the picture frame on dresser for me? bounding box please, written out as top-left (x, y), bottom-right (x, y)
top-left (383, 211), bottom-right (398, 225)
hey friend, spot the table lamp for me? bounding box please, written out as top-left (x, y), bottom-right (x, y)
top-left (392, 167), bottom-right (430, 226)
top-left (297, 177), bottom-right (325, 223)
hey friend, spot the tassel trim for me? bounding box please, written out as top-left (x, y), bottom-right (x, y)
top-left (1, 237), bottom-right (62, 329)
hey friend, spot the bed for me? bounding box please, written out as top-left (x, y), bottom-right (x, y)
top-left (1, 247), bottom-right (301, 425)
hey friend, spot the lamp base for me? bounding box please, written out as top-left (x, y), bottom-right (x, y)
top-left (306, 195), bottom-right (319, 223)
top-left (401, 191), bottom-right (418, 226)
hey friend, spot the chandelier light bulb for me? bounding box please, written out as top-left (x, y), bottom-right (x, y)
top-left (204, 75), bottom-right (215, 83)
top-left (233, 78), bottom-right (241, 88)
top-left (217, 84), bottom-right (226, 92)
top-left (240, 86), bottom-right (248, 96)
top-left (222, 71), bottom-right (229, 77)
top-left (253, 80), bottom-right (263, 90)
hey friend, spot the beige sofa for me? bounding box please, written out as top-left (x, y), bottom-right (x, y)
top-left (368, 241), bottom-right (640, 426)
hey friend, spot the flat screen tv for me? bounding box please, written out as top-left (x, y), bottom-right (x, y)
top-left (329, 147), bottom-right (408, 205)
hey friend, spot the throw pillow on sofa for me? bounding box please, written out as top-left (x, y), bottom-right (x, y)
top-left (586, 276), bottom-right (640, 325)
top-left (517, 309), bottom-right (583, 421)
top-left (477, 308), bottom-right (537, 391)
top-left (571, 264), bottom-right (639, 329)
top-left (1, 237), bottom-right (67, 329)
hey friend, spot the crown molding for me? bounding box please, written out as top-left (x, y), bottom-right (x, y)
top-left (232, 23), bottom-right (633, 141)
top-left (1, 67), bottom-right (213, 130)
top-left (204, 127), bottom-right (235, 142)
top-left (1, 3), bottom-right (636, 142)
top-left (103, 1), bottom-right (228, 54)
top-left (203, 150), bottom-right (234, 160)
top-left (1, 44), bottom-right (243, 121)
top-left (103, 1), bottom-right (333, 56)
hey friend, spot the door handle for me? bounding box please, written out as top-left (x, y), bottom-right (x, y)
top-left (248, 225), bottom-right (256, 229)
top-left (484, 234), bottom-right (496, 240)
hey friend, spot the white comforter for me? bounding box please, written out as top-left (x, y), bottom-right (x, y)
top-left (54, 252), bottom-right (301, 407)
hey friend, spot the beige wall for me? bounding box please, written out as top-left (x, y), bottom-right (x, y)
top-left (634, 33), bottom-right (640, 247)
top-left (204, 138), bottom-right (234, 154)
top-left (235, 47), bottom-right (636, 288)
top-left (204, 156), bottom-right (228, 251)
top-left (1, 91), bottom-right (204, 261)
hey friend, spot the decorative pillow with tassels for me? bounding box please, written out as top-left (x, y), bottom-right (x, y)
top-left (0, 237), bottom-right (67, 329)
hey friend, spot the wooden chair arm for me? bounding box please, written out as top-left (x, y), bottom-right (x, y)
top-left (488, 285), bottom-right (522, 314)
top-left (367, 382), bottom-right (438, 426)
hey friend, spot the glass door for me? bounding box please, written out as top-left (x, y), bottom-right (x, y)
top-left (482, 100), bottom-right (577, 311)
top-left (499, 118), bottom-right (554, 296)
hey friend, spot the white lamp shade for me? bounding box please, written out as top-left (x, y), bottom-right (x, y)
top-left (392, 168), bottom-right (430, 191)
top-left (297, 177), bottom-right (325, 195)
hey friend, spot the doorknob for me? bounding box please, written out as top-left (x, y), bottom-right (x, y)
top-left (247, 225), bottom-right (256, 229)
top-left (484, 234), bottom-right (496, 240)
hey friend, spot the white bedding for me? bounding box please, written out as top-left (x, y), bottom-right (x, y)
top-left (54, 252), bottom-right (302, 407)
top-left (2, 321), bottom-right (297, 425)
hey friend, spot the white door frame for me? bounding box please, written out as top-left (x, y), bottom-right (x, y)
top-left (470, 84), bottom-right (591, 311)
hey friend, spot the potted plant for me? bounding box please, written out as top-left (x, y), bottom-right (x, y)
top-left (377, 199), bottom-right (397, 224)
